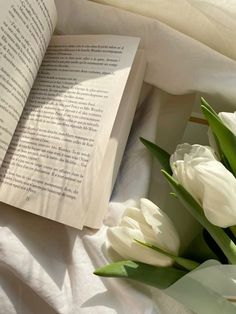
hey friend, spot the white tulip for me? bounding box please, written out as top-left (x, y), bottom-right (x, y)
top-left (170, 143), bottom-right (236, 227)
top-left (207, 111), bottom-right (236, 158)
top-left (219, 111), bottom-right (236, 136)
top-left (107, 198), bottom-right (180, 266)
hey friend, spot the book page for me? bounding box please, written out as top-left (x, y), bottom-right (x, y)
top-left (0, 0), bottom-right (57, 166)
top-left (85, 50), bottom-right (146, 228)
top-left (0, 35), bottom-right (140, 229)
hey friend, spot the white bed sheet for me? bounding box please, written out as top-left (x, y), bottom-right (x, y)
top-left (1, 1), bottom-right (236, 313)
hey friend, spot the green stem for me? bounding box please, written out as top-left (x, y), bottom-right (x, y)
top-left (162, 170), bottom-right (236, 265)
top-left (134, 239), bottom-right (200, 271)
top-left (230, 226), bottom-right (236, 239)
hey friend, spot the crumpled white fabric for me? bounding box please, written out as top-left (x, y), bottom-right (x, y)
top-left (1, 1), bottom-right (236, 313)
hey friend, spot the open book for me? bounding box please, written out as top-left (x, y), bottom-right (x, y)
top-left (0, 0), bottom-right (146, 229)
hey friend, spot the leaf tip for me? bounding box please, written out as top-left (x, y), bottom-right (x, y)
top-left (200, 96), bottom-right (207, 104)
top-left (161, 169), bottom-right (170, 177)
top-left (93, 268), bottom-right (101, 276)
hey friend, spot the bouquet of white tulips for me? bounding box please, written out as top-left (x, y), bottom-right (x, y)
top-left (94, 98), bottom-right (236, 313)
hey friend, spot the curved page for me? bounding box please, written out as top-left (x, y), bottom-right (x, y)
top-left (0, 0), bottom-right (57, 166)
top-left (0, 35), bottom-right (140, 229)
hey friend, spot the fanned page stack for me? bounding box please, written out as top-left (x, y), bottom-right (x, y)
top-left (0, 0), bottom-right (146, 229)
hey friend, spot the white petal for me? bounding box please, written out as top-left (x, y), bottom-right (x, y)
top-left (139, 198), bottom-right (162, 228)
top-left (171, 144), bottom-right (218, 202)
top-left (219, 112), bottom-right (236, 136)
top-left (173, 159), bottom-right (202, 201)
top-left (122, 207), bottom-right (146, 225)
top-left (107, 226), bottom-right (173, 266)
top-left (140, 198), bottom-right (180, 255)
top-left (121, 215), bottom-right (157, 241)
top-left (196, 160), bottom-right (236, 227)
top-left (170, 143), bottom-right (216, 168)
top-left (121, 207), bottom-right (157, 239)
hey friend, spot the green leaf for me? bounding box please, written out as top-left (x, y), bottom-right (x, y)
top-left (94, 260), bottom-right (187, 289)
top-left (230, 225), bottom-right (236, 240)
top-left (162, 170), bottom-right (236, 264)
top-left (200, 97), bottom-right (221, 120)
top-left (201, 103), bottom-right (236, 176)
top-left (170, 192), bottom-right (178, 198)
top-left (201, 99), bottom-right (233, 172)
top-left (202, 229), bottom-right (228, 264)
top-left (140, 137), bottom-right (172, 174)
top-left (134, 239), bottom-right (200, 271)
top-left (184, 230), bottom-right (220, 263)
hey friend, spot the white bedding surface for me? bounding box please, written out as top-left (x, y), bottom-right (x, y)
top-left (1, 1), bottom-right (236, 313)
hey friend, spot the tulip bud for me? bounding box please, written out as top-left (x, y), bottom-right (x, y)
top-left (170, 143), bottom-right (236, 227)
top-left (219, 111), bottom-right (236, 136)
top-left (107, 198), bottom-right (180, 266)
